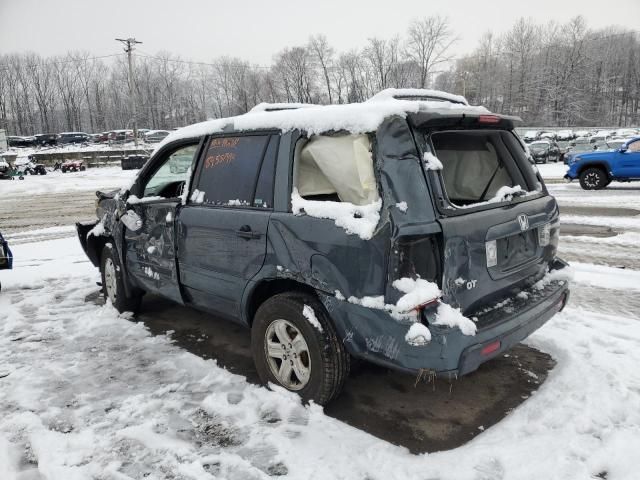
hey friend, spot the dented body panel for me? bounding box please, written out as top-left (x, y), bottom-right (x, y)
top-left (77, 112), bottom-right (570, 377)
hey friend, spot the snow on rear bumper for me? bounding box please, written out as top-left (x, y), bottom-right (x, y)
top-left (319, 261), bottom-right (570, 376)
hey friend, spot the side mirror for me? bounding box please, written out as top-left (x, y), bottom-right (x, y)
top-left (120, 209), bottom-right (143, 232)
top-left (619, 147), bottom-right (628, 153)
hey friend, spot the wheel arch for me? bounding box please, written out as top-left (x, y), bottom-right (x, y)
top-left (577, 162), bottom-right (611, 178)
top-left (243, 278), bottom-right (321, 327)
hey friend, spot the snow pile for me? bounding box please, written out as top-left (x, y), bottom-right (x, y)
top-left (392, 277), bottom-right (440, 313)
top-left (156, 98), bottom-right (489, 151)
top-left (291, 188), bottom-right (381, 240)
top-left (179, 166), bottom-right (192, 205)
top-left (395, 201), bottom-right (408, 213)
top-left (533, 266), bottom-right (574, 291)
top-left (190, 189), bottom-right (205, 204)
top-left (250, 102), bottom-right (318, 113)
top-left (367, 88), bottom-right (469, 106)
top-left (86, 217), bottom-right (106, 238)
top-left (423, 152), bottom-right (444, 170)
top-left (127, 194), bottom-right (165, 205)
top-left (433, 303), bottom-right (478, 336)
top-left (405, 323), bottom-right (432, 346)
top-left (302, 305), bottom-right (323, 333)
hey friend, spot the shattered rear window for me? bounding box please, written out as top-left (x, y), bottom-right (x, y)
top-left (428, 130), bottom-right (531, 208)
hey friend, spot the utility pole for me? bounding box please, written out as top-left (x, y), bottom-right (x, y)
top-left (116, 37), bottom-right (142, 147)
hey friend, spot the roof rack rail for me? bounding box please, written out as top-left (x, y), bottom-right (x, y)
top-left (249, 102), bottom-right (318, 113)
top-left (367, 88), bottom-right (469, 106)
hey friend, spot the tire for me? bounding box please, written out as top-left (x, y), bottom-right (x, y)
top-left (80, 166), bottom-right (86, 171)
top-left (579, 167), bottom-right (608, 190)
top-left (100, 244), bottom-right (142, 314)
top-left (251, 292), bottom-right (350, 405)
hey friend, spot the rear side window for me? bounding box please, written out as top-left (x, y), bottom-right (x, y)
top-left (429, 130), bottom-right (530, 208)
top-left (192, 134), bottom-right (277, 208)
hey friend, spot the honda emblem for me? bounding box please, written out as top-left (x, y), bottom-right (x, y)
top-left (517, 214), bottom-right (529, 231)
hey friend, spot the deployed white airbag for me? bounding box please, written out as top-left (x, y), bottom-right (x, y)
top-left (295, 135), bottom-right (379, 206)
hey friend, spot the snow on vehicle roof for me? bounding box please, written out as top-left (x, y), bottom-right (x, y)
top-left (59, 132), bottom-right (88, 135)
top-left (531, 140), bottom-right (551, 145)
top-left (367, 88), bottom-right (468, 105)
top-left (156, 99), bottom-right (488, 151)
top-left (249, 102), bottom-right (317, 113)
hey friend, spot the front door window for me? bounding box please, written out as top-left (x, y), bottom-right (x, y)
top-left (143, 145), bottom-right (198, 198)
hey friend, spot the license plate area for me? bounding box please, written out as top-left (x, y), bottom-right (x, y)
top-left (496, 231), bottom-right (537, 271)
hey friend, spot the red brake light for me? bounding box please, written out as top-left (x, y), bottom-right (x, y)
top-left (481, 341), bottom-right (501, 356)
top-left (478, 115), bottom-right (501, 124)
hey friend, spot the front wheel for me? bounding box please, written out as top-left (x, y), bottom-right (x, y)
top-left (579, 167), bottom-right (608, 190)
top-left (251, 293), bottom-right (350, 405)
top-left (100, 244), bottom-right (142, 314)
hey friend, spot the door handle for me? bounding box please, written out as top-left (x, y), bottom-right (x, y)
top-left (235, 225), bottom-right (261, 240)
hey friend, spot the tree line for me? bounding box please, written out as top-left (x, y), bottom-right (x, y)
top-left (1, 15), bottom-right (638, 136)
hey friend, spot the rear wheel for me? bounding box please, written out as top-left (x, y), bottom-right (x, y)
top-left (251, 293), bottom-right (349, 405)
top-left (100, 244), bottom-right (142, 314)
top-left (579, 167), bottom-right (608, 190)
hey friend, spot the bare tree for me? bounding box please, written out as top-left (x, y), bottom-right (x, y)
top-left (405, 16), bottom-right (455, 88)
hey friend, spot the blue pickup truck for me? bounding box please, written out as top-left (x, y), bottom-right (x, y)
top-left (565, 137), bottom-right (640, 189)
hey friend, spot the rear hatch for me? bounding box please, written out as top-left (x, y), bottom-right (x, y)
top-left (410, 114), bottom-right (560, 317)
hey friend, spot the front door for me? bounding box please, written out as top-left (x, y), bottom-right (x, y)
top-left (124, 143), bottom-right (199, 303)
top-left (614, 139), bottom-right (640, 178)
top-left (177, 133), bottom-right (279, 320)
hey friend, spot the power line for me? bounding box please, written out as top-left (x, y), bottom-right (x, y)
top-left (0, 53), bottom-right (122, 72)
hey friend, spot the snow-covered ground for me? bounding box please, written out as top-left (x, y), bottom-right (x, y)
top-left (1, 236), bottom-right (640, 479)
top-left (1, 168), bottom-right (137, 196)
top-left (1, 163), bottom-right (640, 479)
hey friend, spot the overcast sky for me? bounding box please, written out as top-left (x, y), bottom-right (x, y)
top-left (1, 0), bottom-right (639, 64)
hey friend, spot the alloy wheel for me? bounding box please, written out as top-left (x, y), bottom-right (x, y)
top-left (264, 318), bottom-right (311, 390)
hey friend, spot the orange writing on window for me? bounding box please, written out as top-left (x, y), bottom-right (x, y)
top-left (209, 137), bottom-right (240, 149)
top-left (205, 152), bottom-right (236, 168)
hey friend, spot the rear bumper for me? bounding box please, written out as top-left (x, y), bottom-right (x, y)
top-left (321, 260), bottom-right (570, 377)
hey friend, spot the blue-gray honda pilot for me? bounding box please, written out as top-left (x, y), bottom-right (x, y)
top-left (77, 91), bottom-right (570, 405)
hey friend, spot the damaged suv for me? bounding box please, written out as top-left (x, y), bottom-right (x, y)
top-left (77, 89), bottom-right (570, 405)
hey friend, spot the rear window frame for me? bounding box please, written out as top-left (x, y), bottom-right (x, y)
top-left (415, 127), bottom-right (545, 217)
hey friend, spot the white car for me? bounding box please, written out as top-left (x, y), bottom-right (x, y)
top-left (556, 130), bottom-right (575, 140)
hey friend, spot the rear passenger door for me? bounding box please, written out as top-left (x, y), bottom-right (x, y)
top-left (176, 133), bottom-right (279, 320)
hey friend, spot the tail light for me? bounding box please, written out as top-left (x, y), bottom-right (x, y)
top-left (481, 341), bottom-right (501, 356)
top-left (478, 115), bottom-right (501, 124)
top-left (538, 223), bottom-right (551, 246)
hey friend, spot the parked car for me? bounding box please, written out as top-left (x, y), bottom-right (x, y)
top-left (7, 136), bottom-right (37, 148)
top-left (574, 130), bottom-right (591, 138)
top-left (77, 99), bottom-right (570, 405)
top-left (614, 128), bottom-right (638, 138)
top-left (529, 140), bottom-right (561, 163)
top-left (556, 130), bottom-right (575, 141)
top-left (0, 159), bottom-right (11, 179)
top-left (121, 154), bottom-right (149, 170)
top-left (564, 138), bottom-right (598, 164)
top-left (109, 130), bottom-right (134, 143)
top-left (0, 230), bottom-right (13, 292)
top-left (34, 133), bottom-right (58, 146)
top-left (565, 137), bottom-right (640, 189)
top-left (58, 132), bottom-right (90, 144)
top-left (61, 160), bottom-right (86, 172)
top-left (523, 130), bottom-right (540, 143)
top-left (589, 131), bottom-right (612, 144)
top-left (143, 130), bottom-right (170, 143)
top-left (539, 131), bottom-right (557, 141)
